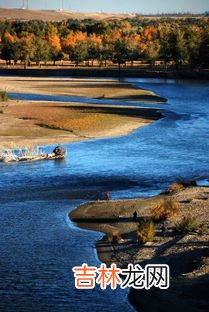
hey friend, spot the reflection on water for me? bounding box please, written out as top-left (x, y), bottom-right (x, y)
top-left (0, 78), bottom-right (209, 311)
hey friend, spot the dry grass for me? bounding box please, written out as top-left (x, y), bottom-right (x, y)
top-left (174, 215), bottom-right (199, 234)
top-left (152, 197), bottom-right (179, 221)
top-left (5, 104), bottom-right (142, 135)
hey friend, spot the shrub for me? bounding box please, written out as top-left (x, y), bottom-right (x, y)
top-left (167, 182), bottom-right (185, 192)
top-left (174, 215), bottom-right (198, 234)
top-left (196, 224), bottom-right (208, 235)
top-left (152, 197), bottom-right (179, 221)
top-left (136, 220), bottom-right (155, 244)
top-left (111, 230), bottom-right (121, 243)
top-left (0, 91), bottom-right (8, 102)
top-left (167, 181), bottom-right (197, 193)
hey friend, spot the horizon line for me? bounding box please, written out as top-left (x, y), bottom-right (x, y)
top-left (0, 7), bottom-right (206, 15)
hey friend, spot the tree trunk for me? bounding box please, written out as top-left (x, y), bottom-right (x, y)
top-left (118, 62), bottom-right (121, 73)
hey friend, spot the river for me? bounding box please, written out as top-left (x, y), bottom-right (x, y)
top-left (0, 78), bottom-right (209, 311)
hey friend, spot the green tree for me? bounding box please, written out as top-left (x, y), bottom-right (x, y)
top-left (144, 40), bottom-right (159, 66)
top-left (18, 34), bottom-right (35, 69)
top-left (100, 43), bottom-right (112, 67)
top-left (1, 41), bottom-right (15, 64)
top-left (113, 39), bottom-right (129, 70)
top-left (185, 28), bottom-right (201, 68)
top-left (33, 38), bottom-right (50, 66)
top-left (198, 28), bottom-right (209, 68)
top-left (70, 41), bottom-right (89, 65)
top-left (159, 27), bottom-right (187, 66)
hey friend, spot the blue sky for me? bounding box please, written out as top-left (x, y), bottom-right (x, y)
top-left (0, 0), bottom-right (208, 13)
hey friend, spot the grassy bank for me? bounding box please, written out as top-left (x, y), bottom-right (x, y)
top-left (0, 101), bottom-right (162, 149)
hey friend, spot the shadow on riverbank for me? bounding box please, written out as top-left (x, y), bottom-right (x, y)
top-left (0, 67), bottom-right (209, 80)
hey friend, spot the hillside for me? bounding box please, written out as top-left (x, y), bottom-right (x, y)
top-left (0, 8), bottom-right (204, 22)
top-left (0, 8), bottom-right (136, 21)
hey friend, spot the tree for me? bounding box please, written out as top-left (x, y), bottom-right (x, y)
top-left (33, 38), bottom-right (50, 66)
top-left (1, 31), bottom-right (17, 65)
top-left (113, 39), bottom-right (129, 70)
top-left (144, 40), bottom-right (159, 66)
top-left (17, 33), bottom-right (35, 68)
top-left (159, 26), bottom-right (187, 66)
top-left (48, 34), bottom-right (62, 65)
top-left (70, 41), bottom-right (89, 65)
top-left (159, 27), bottom-right (173, 65)
top-left (125, 33), bottom-right (141, 65)
top-left (100, 43), bottom-right (112, 67)
top-left (185, 27), bottom-right (201, 68)
top-left (173, 28), bottom-right (187, 66)
top-left (198, 28), bottom-right (209, 68)
top-left (61, 31), bottom-right (87, 62)
top-left (87, 34), bottom-right (102, 66)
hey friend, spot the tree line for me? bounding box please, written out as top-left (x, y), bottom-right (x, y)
top-left (0, 17), bottom-right (208, 69)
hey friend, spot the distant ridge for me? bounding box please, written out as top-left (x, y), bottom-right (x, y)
top-left (0, 8), bottom-right (204, 22)
top-left (0, 8), bottom-right (136, 21)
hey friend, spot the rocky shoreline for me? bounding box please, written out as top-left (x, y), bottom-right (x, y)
top-left (70, 185), bottom-right (209, 311)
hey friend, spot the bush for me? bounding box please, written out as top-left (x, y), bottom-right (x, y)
top-left (197, 224), bottom-right (208, 235)
top-left (167, 182), bottom-right (185, 192)
top-left (136, 220), bottom-right (155, 244)
top-left (167, 181), bottom-right (197, 193)
top-left (152, 197), bottom-right (179, 221)
top-left (0, 91), bottom-right (8, 102)
top-left (110, 230), bottom-right (121, 243)
top-left (174, 215), bottom-right (198, 234)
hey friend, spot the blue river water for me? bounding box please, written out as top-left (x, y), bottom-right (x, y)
top-left (0, 78), bottom-right (209, 311)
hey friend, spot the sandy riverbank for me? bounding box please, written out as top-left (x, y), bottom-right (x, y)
top-left (0, 76), bottom-right (167, 102)
top-left (70, 186), bottom-right (209, 312)
top-left (0, 100), bottom-right (162, 149)
top-left (0, 77), bottom-right (163, 149)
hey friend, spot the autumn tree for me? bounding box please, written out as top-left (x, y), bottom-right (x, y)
top-left (0, 18), bottom-right (207, 69)
top-left (48, 34), bottom-right (63, 64)
top-left (87, 34), bottom-right (102, 66)
top-left (62, 31), bottom-right (87, 62)
top-left (124, 33), bottom-right (141, 65)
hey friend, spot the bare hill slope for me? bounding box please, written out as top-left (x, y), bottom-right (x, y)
top-left (0, 8), bottom-right (135, 21)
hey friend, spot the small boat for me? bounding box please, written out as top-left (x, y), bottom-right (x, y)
top-left (0, 146), bottom-right (66, 163)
